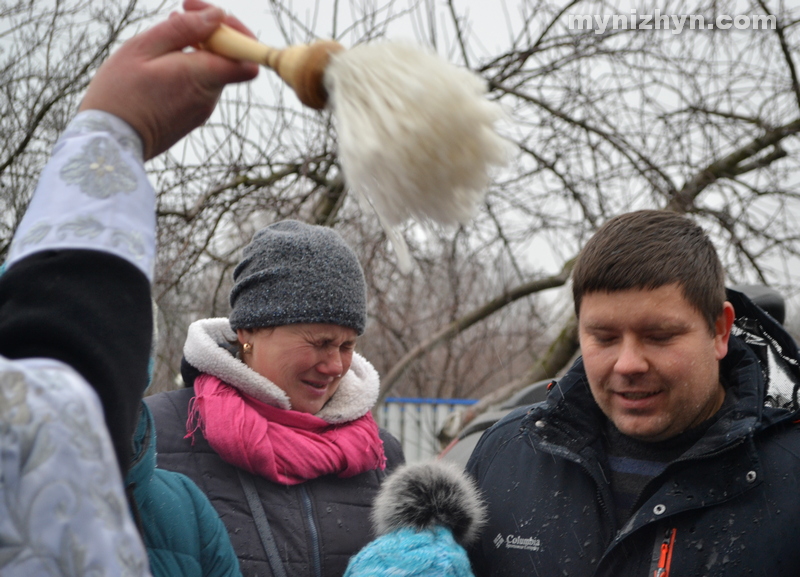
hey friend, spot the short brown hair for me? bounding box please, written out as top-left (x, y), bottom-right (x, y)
top-left (572, 210), bottom-right (726, 332)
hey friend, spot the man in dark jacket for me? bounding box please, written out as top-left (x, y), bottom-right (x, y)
top-left (466, 210), bottom-right (800, 576)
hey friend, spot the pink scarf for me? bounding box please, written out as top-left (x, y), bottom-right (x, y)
top-left (186, 373), bottom-right (386, 485)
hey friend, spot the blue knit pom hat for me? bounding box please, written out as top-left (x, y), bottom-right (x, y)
top-left (229, 220), bottom-right (367, 334)
top-left (344, 525), bottom-right (474, 577)
top-left (344, 461), bottom-right (485, 577)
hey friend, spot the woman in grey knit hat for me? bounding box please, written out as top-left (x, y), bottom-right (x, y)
top-left (146, 220), bottom-right (405, 577)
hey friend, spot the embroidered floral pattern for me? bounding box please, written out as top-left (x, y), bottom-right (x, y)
top-left (16, 223), bottom-right (51, 250)
top-left (64, 115), bottom-right (143, 160)
top-left (61, 113), bottom-right (143, 160)
top-left (11, 215), bottom-right (146, 261)
top-left (0, 372), bottom-right (30, 428)
top-left (11, 215), bottom-right (148, 264)
top-left (0, 360), bottom-right (150, 575)
top-left (61, 115), bottom-right (115, 140)
top-left (7, 110), bottom-right (154, 281)
top-left (111, 230), bottom-right (146, 261)
top-left (60, 137), bottom-right (138, 199)
top-left (57, 215), bottom-right (105, 240)
top-left (61, 398), bottom-right (105, 462)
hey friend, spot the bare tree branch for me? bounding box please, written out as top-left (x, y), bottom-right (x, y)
top-left (667, 118), bottom-right (800, 212)
top-left (378, 258), bottom-right (575, 402)
top-left (446, 313), bottom-right (579, 442)
top-left (758, 0), bottom-right (800, 112)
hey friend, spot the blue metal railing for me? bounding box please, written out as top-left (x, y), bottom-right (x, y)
top-left (383, 397), bottom-right (478, 405)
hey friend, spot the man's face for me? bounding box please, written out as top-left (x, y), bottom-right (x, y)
top-left (578, 283), bottom-right (734, 442)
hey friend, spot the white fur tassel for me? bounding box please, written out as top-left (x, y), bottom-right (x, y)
top-left (375, 207), bottom-right (414, 274)
top-left (325, 42), bottom-right (511, 269)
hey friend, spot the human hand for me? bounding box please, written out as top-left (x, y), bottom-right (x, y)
top-left (79, 0), bottom-right (259, 160)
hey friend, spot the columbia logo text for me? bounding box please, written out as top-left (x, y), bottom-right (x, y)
top-left (494, 533), bottom-right (542, 552)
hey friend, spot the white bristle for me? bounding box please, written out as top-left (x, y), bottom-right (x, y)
top-left (374, 208), bottom-right (414, 274)
top-left (325, 41), bottom-right (511, 243)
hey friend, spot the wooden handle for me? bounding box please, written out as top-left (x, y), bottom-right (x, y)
top-left (202, 24), bottom-right (277, 66)
top-left (203, 24), bottom-right (345, 110)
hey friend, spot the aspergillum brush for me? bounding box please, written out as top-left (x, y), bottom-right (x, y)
top-left (203, 24), bottom-right (511, 273)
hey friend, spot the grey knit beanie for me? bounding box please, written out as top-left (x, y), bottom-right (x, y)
top-left (229, 220), bottom-right (367, 334)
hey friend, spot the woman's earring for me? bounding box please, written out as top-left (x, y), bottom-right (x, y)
top-left (242, 342), bottom-right (253, 354)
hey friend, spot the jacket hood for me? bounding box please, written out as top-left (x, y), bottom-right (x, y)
top-left (726, 288), bottom-right (800, 413)
top-left (182, 317), bottom-right (380, 424)
top-left (531, 289), bottom-right (800, 453)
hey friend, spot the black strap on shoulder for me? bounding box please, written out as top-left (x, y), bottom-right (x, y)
top-left (237, 469), bottom-right (288, 577)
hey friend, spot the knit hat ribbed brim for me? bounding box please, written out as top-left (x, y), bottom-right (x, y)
top-left (344, 526), bottom-right (474, 577)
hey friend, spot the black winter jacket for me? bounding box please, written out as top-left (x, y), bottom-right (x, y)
top-left (148, 387), bottom-right (403, 577)
top-left (467, 291), bottom-right (800, 576)
top-left (146, 316), bottom-right (404, 577)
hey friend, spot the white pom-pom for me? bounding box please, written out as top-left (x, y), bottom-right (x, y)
top-left (325, 41), bottom-right (511, 265)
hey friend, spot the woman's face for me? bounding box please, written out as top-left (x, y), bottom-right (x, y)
top-left (237, 323), bottom-right (358, 414)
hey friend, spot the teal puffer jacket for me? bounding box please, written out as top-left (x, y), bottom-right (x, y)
top-left (127, 402), bottom-right (242, 577)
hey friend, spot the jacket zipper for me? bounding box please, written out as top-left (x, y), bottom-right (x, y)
top-left (300, 485), bottom-right (322, 577)
top-left (537, 439), bottom-right (617, 537)
top-left (653, 528), bottom-right (676, 577)
top-left (532, 420), bottom-right (751, 574)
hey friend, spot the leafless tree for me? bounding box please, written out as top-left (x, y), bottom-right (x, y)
top-left (0, 0), bottom-right (163, 255)
top-left (4, 1), bottom-right (800, 437)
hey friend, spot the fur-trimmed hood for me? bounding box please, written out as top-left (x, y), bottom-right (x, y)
top-left (371, 460), bottom-right (486, 546)
top-left (183, 317), bottom-right (380, 424)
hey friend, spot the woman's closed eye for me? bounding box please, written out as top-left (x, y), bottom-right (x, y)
top-left (313, 339), bottom-right (355, 352)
